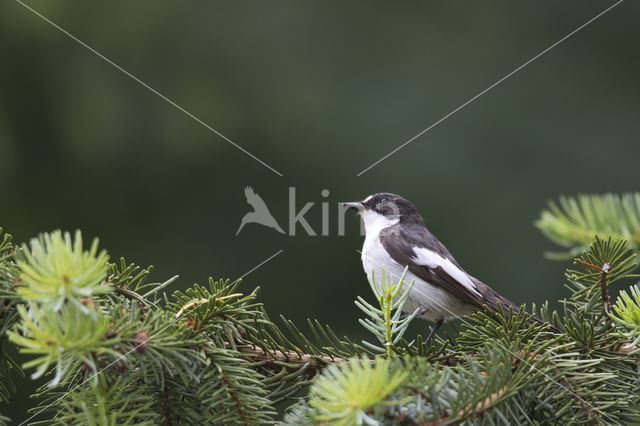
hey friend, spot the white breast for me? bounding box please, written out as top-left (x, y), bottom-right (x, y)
top-left (360, 227), bottom-right (475, 321)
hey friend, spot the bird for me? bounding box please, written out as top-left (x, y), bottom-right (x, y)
top-left (342, 192), bottom-right (552, 344)
top-left (236, 186), bottom-right (285, 235)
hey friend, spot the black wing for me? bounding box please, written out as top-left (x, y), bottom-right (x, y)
top-left (379, 225), bottom-right (514, 311)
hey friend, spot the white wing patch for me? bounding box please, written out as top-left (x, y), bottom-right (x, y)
top-left (411, 247), bottom-right (481, 297)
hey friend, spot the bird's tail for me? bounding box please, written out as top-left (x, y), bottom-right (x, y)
top-left (489, 298), bottom-right (559, 333)
top-left (471, 277), bottom-right (560, 333)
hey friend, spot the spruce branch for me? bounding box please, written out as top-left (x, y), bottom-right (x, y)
top-left (52, 373), bottom-right (161, 425)
top-left (107, 258), bottom-right (155, 295)
top-left (611, 285), bottom-right (640, 354)
top-left (0, 228), bottom-right (21, 408)
top-left (4, 196), bottom-right (640, 425)
top-left (304, 357), bottom-right (407, 425)
top-left (536, 193), bottom-right (640, 259)
top-left (246, 310), bottom-right (368, 368)
top-left (235, 344), bottom-right (344, 368)
top-left (15, 230), bottom-right (111, 311)
top-left (8, 304), bottom-right (119, 386)
top-left (355, 266), bottom-right (420, 357)
top-left (7, 231), bottom-right (119, 387)
top-left (200, 347), bottom-right (275, 425)
top-left (421, 387), bottom-right (507, 426)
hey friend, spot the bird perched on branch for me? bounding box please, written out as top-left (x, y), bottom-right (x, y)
top-left (342, 192), bottom-right (554, 343)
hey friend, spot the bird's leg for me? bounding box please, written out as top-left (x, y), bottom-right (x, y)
top-left (424, 318), bottom-right (444, 346)
top-left (399, 305), bottom-right (427, 320)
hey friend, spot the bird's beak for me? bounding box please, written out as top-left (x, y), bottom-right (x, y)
top-left (341, 201), bottom-right (363, 211)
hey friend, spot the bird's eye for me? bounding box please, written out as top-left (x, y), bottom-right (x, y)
top-left (380, 198), bottom-right (388, 204)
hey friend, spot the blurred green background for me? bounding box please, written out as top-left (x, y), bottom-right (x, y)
top-left (1, 0), bottom-right (638, 422)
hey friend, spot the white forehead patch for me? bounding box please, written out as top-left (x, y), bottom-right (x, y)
top-left (362, 194), bottom-right (373, 203)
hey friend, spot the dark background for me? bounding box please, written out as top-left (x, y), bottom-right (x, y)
top-left (1, 1), bottom-right (638, 422)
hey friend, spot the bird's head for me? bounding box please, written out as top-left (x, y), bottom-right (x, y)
top-left (342, 193), bottom-right (422, 233)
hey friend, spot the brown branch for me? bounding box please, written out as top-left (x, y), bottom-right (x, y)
top-left (235, 345), bottom-right (344, 369)
top-left (160, 366), bottom-right (172, 426)
top-left (234, 344), bottom-right (463, 370)
top-left (559, 374), bottom-right (596, 423)
top-left (515, 351), bottom-right (599, 423)
top-left (208, 348), bottom-right (252, 424)
top-left (574, 259), bottom-right (602, 271)
top-left (599, 262), bottom-right (612, 314)
top-left (239, 345), bottom-right (603, 423)
top-left (575, 258), bottom-right (614, 325)
top-left (614, 343), bottom-right (640, 360)
top-left (422, 387), bottom-right (507, 426)
top-left (220, 370), bottom-right (249, 426)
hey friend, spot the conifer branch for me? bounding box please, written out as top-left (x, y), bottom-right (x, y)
top-left (160, 366), bottom-right (172, 426)
top-left (423, 387), bottom-right (507, 426)
top-left (536, 193), bottom-right (640, 259)
top-left (2, 196), bottom-right (640, 424)
top-left (219, 369), bottom-right (248, 425)
top-left (236, 345), bottom-right (343, 368)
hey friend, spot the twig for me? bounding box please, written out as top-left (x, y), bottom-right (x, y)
top-left (160, 366), bottom-right (172, 426)
top-left (234, 344), bottom-right (463, 370)
top-left (615, 343), bottom-right (640, 359)
top-left (560, 374), bottom-right (596, 424)
top-left (515, 351), bottom-right (599, 423)
top-left (574, 259), bottom-right (613, 319)
top-left (599, 262), bottom-right (612, 314)
top-left (574, 259), bottom-right (602, 271)
top-left (235, 345), bottom-right (344, 369)
top-left (220, 369), bottom-right (249, 426)
top-left (422, 387), bottom-right (507, 426)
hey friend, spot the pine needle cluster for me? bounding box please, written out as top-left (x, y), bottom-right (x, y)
top-left (1, 193), bottom-right (640, 424)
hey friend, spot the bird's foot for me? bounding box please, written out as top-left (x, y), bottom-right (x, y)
top-left (424, 318), bottom-right (444, 346)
